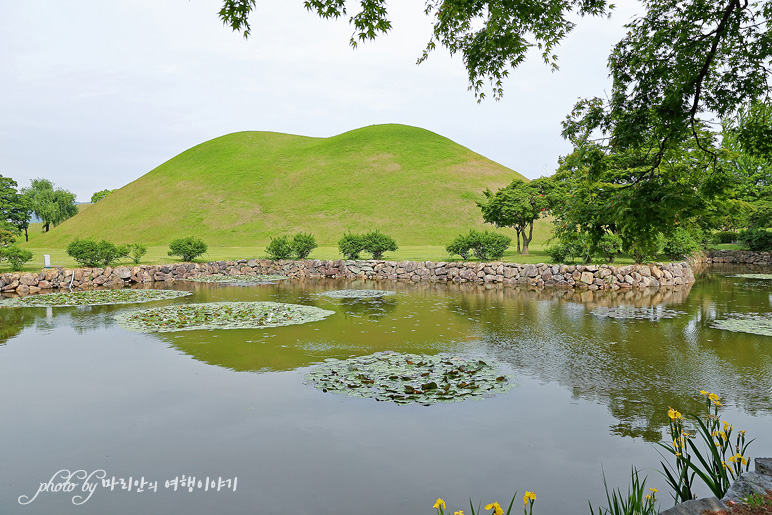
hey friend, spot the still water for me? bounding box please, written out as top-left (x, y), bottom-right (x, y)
top-left (1, 270), bottom-right (770, 514)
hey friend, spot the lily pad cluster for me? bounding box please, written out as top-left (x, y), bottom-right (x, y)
top-left (319, 289), bottom-right (395, 299)
top-left (590, 306), bottom-right (686, 320)
top-left (2, 289), bottom-right (191, 307)
top-left (711, 313), bottom-right (772, 337)
top-left (305, 352), bottom-right (515, 405)
top-left (116, 301), bottom-right (334, 332)
top-left (185, 274), bottom-right (288, 284)
top-left (730, 274), bottom-right (772, 280)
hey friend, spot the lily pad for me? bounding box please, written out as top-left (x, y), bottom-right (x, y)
top-left (319, 289), bottom-right (395, 299)
top-left (116, 301), bottom-right (334, 332)
top-left (2, 289), bottom-right (191, 307)
top-left (184, 274), bottom-right (288, 284)
top-left (590, 306), bottom-right (686, 320)
top-left (730, 274), bottom-right (772, 280)
top-left (711, 313), bottom-right (772, 336)
top-left (305, 352), bottom-right (515, 405)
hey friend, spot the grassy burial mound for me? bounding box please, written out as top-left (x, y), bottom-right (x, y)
top-left (29, 124), bottom-right (527, 247)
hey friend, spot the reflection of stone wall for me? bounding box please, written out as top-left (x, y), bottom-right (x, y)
top-left (705, 249), bottom-right (772, 265)
top-left (1, 258), bottom-right (696, 295)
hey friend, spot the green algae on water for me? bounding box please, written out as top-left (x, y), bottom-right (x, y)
top-left (711, 313), bottom-right (772, 336)
top-left (184, 274), bottom-right (288, 284)
top-left (319, 289), bottom-right (395, 299)
top-left (116, 301), bottom-right (334, 333)
top-left (590, 305), bottom-right (686, 321)
top-left (2, 289), bottom-right (191, 308)
top-left (305, 351), bottom-right (515, 405)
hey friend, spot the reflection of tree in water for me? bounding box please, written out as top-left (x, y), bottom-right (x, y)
top-left (0, 306), bottom-right (37, 344)
top-left (333, 297), bottom-right (398, 319)
top-left (445, 278), bottom-right (771, 442)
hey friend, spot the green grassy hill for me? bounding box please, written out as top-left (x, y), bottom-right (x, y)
top-left (28, 124), bottom-right (538, 248)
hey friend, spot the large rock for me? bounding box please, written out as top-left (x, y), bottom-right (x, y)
top-left (114, 267), bottom-right (132, 280)
top-left (722, 459), bottom-right (772, 505)
top-left (523, 264), bottom-right (539, 277)
top-left (659, 497), bottom-right (725, 515)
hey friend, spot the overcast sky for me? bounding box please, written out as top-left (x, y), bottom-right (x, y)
top-left (1, 0), bottom-right (640, 202)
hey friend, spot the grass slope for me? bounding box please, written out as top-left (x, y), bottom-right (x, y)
top-left (27, 124), bottom-right (537, 248)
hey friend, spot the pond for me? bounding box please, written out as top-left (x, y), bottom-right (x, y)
top-left (1, 269), bottom-right (771, 515)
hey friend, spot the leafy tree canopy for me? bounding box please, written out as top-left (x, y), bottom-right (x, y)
top-left (21, 178), bottom-right (78, 233)
top-left (547, 128), bottom-right (732, 262)
top-left (90, 189), bottom-right (113, 203)
top-left (0, 175), bottom-right (32, 241)
top-left (477, 180), bottom-right (547, 255)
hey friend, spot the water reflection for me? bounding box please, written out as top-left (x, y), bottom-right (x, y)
top-left (0, 305), bottom-right (36, 344)
top-left (2, 273), bottom-right (771, 443)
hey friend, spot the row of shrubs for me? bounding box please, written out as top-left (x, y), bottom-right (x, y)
top-left (338, 231), bottom-right (398, 260)
top-left (445, 230), bottom-right (511, 261)
top-left (25, 226), bottom-right (772, 272)
top-left (546, 228), bottom-right (711, 264)
top-left (65, 236), bottom-right (207, 267)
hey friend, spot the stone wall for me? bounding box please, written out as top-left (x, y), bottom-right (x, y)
top-left (705, 249), bottom-right (772, 265)
top-left (0, 258), bottom-right (696, 295)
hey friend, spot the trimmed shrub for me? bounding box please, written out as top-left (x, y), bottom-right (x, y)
top-left (127, 243), bottom-right (147, 264)
top-left (338, 233), bottom-right (366, 260)
top-left (470, 230), bottom-right (511, 261)
top-left (546, 232), bottom-right (591, 264)
top-left (291, 232), bottom-right (317, 259)
top-left (446, 232), bottom-right (475, 260)
top-left (168, 236), bottom-right (208, 261)
top-left (66, 238), bottom-right (125, 267)
top-left (266, 236), bottom-right (294, 260)
top-left (712, 231), bottom-right (738, 244)
top-left (739, 228), bottom-right (772, 251)
top-left (661, 227), bottom-right (702, 260)
top-left (0, 245), bottom-right (33, 271)
top-left (0, 227), bottom-right (16, 247)
top-left (595, 232), bottom-right (623, 263)
top-left (363, 230), bottom-right (398, 259)
top-left (446, 230), bottom-right (510, 261)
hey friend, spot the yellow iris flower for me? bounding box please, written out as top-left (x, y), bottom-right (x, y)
top-left (434, 498), bottom-right (446, 510)
top-left (668, 407), bottom-right (683, 420)
top-left (485, 501), bottom-right (503, 515)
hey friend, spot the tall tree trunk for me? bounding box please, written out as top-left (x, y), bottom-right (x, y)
top-left (522, 221), bottom-right (534, 255)
top-left (24, 227), bottom-right (28, 242)
top-left (43, 222), bottom-right (50, 232)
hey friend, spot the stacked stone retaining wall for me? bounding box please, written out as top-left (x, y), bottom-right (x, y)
top-left (705, 249), bottom-right (772, 265)
top-left (0, 259), bottom-right (696, 295)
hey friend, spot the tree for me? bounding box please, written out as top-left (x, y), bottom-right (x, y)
top-left (0, 175), bottom-right (32, 242)
top-left (477, 180), bottom-right (547, 255)
top-left (548, 126), bottom-right (731, 262)
top-left (90, 189), bottom-right (113, 203)
top-left (21, 178), bottom-right (78, 232)
top-left (563, 1), bottom-right (772, 178)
